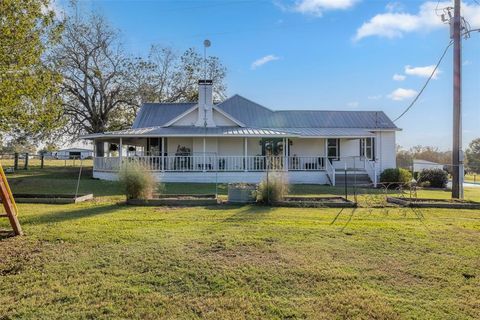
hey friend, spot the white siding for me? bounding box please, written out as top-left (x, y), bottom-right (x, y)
top-left (247, 138), bottom-right (262, 156)
top-left (340, 138), bottom-right (359, 158)
top-left (218, 138), bottom-right (243, 156)
top-left (169, 108), bottom-right (238, 127)
top-left (212, 110), bottom-right (239, 126)
top-left (376, 131), bottom-right (396, 171)
top-left (167, 137), bottom-right (193, 154)
top-left (289, 138), bottom-right (324, 156)
top-left (170, 109), bottom-right (198, 126)
top-left (192, 138), bottom-right (218, 154)
top-left (94, 170), bottom-right (329, 184)
top-left (413, 161), bottom-right (443, 173)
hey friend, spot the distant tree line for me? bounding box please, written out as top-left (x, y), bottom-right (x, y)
top-left (397, 139), bottom-right (480, 174)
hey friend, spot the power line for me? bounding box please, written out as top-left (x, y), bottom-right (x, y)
top-left (393, 41), bottom-right (453, 123)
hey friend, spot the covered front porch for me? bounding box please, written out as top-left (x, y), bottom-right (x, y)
top-left (92, 136), bottom-right (378, 186)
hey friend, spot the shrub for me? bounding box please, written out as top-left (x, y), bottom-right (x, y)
top-left (257, 172), bottom-right (289, 205)
top-left (380, 168), bottom-right (412, 188)
top-left (118, 161), bottom-right (157, 199)
top-left (417, 168), bottom-right (448, 188)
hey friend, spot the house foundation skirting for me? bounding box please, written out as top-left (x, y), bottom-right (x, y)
top-left (93, 170), bottom-right (329, 184)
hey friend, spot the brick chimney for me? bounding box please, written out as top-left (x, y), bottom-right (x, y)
top-left (195, 80), bottom-right (216, 127)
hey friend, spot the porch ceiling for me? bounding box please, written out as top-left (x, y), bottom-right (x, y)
top-left (82, 126), bottom-right (376, 139)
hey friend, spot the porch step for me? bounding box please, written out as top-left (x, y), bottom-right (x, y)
top-left (334, 173), bottom-right (372, 186)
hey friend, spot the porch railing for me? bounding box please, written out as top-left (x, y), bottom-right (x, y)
top-left (94, 155), bottom-right (329, 172)
top-left (325, 158), bottom-right (336, 186)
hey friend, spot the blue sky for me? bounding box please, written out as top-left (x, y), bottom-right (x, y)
top-left (60, 0), bottom-right (479, 150)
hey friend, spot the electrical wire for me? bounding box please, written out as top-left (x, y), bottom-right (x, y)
top-left (393, 41), bottom-right (453, 123)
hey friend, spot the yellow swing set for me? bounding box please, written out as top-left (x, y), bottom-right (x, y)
top-left (0, 163), bottom-right (22, 236)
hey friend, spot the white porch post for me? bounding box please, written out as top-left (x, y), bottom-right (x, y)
top-left (119, 137), bottom-right (123, 165)
top-left (244, 137), bottom-right (248, 172)
top-left (284, 138), bottom-right (288, 171)
top-left (161, 137), bottom-right (165, 172)
top-left (324, 138), bottom-right (328, 166)
top-left (363, 138), bottom-right (367, 168)
top-left (203, 137), bottom-right (206, 172)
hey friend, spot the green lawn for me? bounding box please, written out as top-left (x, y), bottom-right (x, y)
top-left (465, 174), bottom-right (479, 184)
top-left (1, 165), bottom-right (480, 319)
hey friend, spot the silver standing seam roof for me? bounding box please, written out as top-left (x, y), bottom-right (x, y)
top-left (132, 102), bottom-right (196, 128)
top-left (83, 126), bottom-right (376, 139)
top-left (83, 94), bottom-right (398, 139)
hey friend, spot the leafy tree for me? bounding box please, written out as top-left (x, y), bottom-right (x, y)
top-left (466, 138), bottom-right (480, 174)
top-left (396, 145), bottom-right (452, 169)
top-left (0, 135), bottom-right (37, 154)
top-left (111, 45), bottom-right (227, 130)
top-left (0, 0), bottom-right (64, 140)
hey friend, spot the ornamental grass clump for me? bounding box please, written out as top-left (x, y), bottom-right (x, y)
top-left (257, 172), bottom-right (289, 205)
top-left (118, 161), bottom-right (157, 200)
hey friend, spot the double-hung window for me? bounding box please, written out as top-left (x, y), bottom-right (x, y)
top-left (360, 138), bottom-right (375, 160)
top-left (327, 139), bottom-right (340, 161)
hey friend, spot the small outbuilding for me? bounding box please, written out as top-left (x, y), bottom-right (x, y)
top-left (413, 159), bottom-right (444, 173)
top-left (53, 148), bottom-right (93, 160)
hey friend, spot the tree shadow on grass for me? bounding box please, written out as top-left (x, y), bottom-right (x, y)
top-left (221, 205), bottom-right (274, 223)
top-left (21, 203), bottom-right (122, 225)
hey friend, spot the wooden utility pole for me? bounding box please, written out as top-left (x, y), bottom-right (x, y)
top-left (452, 0), bottom-right (463, 199)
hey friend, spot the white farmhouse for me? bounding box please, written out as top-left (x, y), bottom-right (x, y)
top-left (83, 80), bottom-right (400, 185)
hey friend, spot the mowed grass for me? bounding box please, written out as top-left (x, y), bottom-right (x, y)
top-left (0, 164), bottom-right (479, 319)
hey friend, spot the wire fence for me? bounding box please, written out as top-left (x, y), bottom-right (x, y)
top-left (0, 153), bottom-right (93, 170)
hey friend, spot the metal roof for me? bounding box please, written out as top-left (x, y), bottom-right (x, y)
top-left (132, 102), bottom-right (196, 128)
top-left (215, 95), bottom-right (397, 129)
top-left (131, 95), bottom-right (398, 130)
top-left (83, 126), bottom-right (375, 139)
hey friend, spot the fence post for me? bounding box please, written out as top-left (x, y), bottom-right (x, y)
top-left (14, 153), bottom-right (19, 170)
top-left (41, 154), bottom-right (45, 169)
top-left (24, 153), bottom-right (29, 170)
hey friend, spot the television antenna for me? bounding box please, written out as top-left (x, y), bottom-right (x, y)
top-left (203, 40), bottom-right (211, 127)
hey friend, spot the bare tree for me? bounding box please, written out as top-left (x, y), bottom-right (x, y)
top-left (53, 12), bottom-right (133, 136)
top-left (54, 9), bottom-right (227, 137)
top-left (115, 45), bottom-right (227, 127)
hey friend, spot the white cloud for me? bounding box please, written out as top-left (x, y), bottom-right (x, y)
top-left (251, 55), bottom-right (280, 70)
top-left (388, 88), bottom-right (417, 101)
top-left (368, 95), bottom-right (382, 100)
top-left (405, 65), bottom-right (441, 79)
top-left (354, 1), bottom-right (480, 41)
top-left (463, 60), bottom-right (472, 66)
top-left (393, 73), bottom-right (406, 81)
top-left (294, 0), bottom-right (359, 16)
top-left (347, 101), bottom-right (359, 107)
top-left (385, 2), bottom-right (404, 13)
